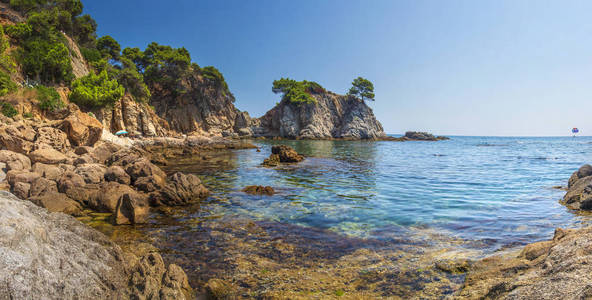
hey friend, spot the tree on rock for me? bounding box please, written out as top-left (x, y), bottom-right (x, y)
top-left (348, 77), bottom-right (375, 101)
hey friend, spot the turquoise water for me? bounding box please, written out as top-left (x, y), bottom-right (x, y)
top-left (164, 136), bottom-right (592, 250)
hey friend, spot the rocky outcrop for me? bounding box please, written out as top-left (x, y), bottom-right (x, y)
top-left (403, 131), bottom-right (449, 141)
top-left (457, 227), bottom-right (592, 299)
top-left (262, 145), bottom-right (304, 167)
top-left (562, 164), bottom-right (592, 210)
top-left (148, 72), bottom-right (251, 136)
top-left (0, 191), bottom-right (193, 299)
top-left (254, 92), bottom-right (386, 139)
top-left (93, 94), bottom-right (171, 137)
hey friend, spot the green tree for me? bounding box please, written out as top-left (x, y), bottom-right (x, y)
top-left (69, 70), bottom-right (124, 107)
top-left (348, 77), bottom-right (375, 101)
top-left (0, 71), bottom-right (16, 96)
top-left (19, 37), bottom-right (73, 83)
top-left (97, 35), bottom-right (120, 60)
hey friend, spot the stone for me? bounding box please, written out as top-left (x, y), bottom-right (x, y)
top-left (134, 175), bottom-right (164, 192)
top-left (114, 192), bottom-right (149, 225)
top-left (74, 146), bottom-right (93, 155)
top-left (28, 148), bottom-right (68, 164)
top-left (57, 171), bottom-right (86, 194)
top-left (91, 142), bottom-right (121, 164)
top-left (0, 150), bottom-right (31, 171)
top-left (29, 177), bottom-right (58, 197)
top-left (150, 172), bottom-right (209, 206)
top-left (89, 182), bottom-right (137, 213)
top-left (160, 264), bottom-right (193, 300)
top-left (75, 163), bottom-right (106, 184)
top-left (563, 173), bottom-right (592, 210)
top-left (272, 145), bottom-right (304, 162)
top-left (35, 127), bottom-right (70, 152)
top-left (73, 154), bottom-right (95, 166)
top-left (12, 181), bottom-right (30, 199)
top-left (6, 170), bottom-right (40, 186)
top-left (568, 164), bottom-right (592, 188)
top-left (59, 109), bottom-right (103, 146)
top-left (125, 158), bottom-right (167, 185)
top-left (104, 165), bottom-right (131, 185)
top-left (28, 192), bottom-right (82, 216)
top-left (242, 185), bottom-right (275, 195)
top-left (0, 123), bottom-right (36, 153)
top-left (204, 278), bottom-right (236, 300)
top-left (32, 163), bottom-right (63, 181)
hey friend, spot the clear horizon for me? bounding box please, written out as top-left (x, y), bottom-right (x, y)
top-left (84, 0), bottom-right (592, 137)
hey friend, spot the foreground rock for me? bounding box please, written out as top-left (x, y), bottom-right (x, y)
top-left (562, 164), bottom-right (592, 210)
top-left (0, 191), bottom-right (193, 299)
top-left (242, 185), bottom-right (275, 195)
top-left (457, 227), bottom-right (592, 299)
top-left (262, 145), bottom-right (304, 166)
top-left (253, 92), bottom-right (386, 139)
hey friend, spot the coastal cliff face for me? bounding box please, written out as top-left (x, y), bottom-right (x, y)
top-left (148, 72), bottom-right (251, 136)
top-left (254, 92), bottom-right (386, 139)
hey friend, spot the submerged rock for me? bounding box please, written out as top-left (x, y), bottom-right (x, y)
top-left (242, 185), bottom-right (275, 195)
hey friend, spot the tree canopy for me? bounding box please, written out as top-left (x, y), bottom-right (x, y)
top-left (272, 78), bottom-right (325, 105)
top-left (348, 77), bottom-right (375, 101)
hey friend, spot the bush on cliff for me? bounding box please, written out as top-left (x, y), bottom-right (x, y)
top-left (36, 85), bottom-right (63, 111)
top-left (69, 70), bottom-right (124, 107)
top-left (18, 37), bottom-right (73, 83)
top-left (272, 78), bottom-right (324, 105)
top-left (201, 66), bottom-right (230, 96)
top-left (0, 101), bottom-right (17, 117)
top-left (0, 71), bottom-right (17, 96)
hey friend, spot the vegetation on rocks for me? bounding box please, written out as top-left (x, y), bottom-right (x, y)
top-left (0, 101), bottom-right (17, 117)
top-left (69, 70), bottom-right (124, 107)
top-left (0, 71), bottom-right (17, 96)
top-left (348, 76), bottom-right (375, 101)
top-left (272, 77), bottom-right (325, 105)
top-left (35, 85), bottom-right (63, 111)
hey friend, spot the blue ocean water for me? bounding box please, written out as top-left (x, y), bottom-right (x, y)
top-left (165, 136), bottom-right (592, 250)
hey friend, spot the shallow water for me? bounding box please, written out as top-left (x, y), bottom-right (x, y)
top-left (91, 136), bottom-right (592, 297)
top-left (164, 136), bottom-right (592, 250)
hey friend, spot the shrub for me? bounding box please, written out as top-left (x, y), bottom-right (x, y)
top-left (80, 47), bottom-right (101, 63)
top-left (23, 111), bottom-right (33, 118)
top-left (0, 71), bottom-right (17, 96)
top-left (36, 85), bottom-right (63, 111)
top-left (0, 101), bottom-right (17, 117)
top-left (201, 66), bottom-right (229, 94)
top-left (69, 70), bottom-right (124, 107)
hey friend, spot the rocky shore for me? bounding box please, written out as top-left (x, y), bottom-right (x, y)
top-left (453, 164), bottom-right (592, 299)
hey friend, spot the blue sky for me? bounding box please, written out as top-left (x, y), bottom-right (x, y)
top-left (84, 0), bottom-right (592, 136)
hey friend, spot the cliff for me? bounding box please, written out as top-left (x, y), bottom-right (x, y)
top-left (148, 71), bottom-right (251, 136)
top-left (253, 92), bottom-right (386, 139)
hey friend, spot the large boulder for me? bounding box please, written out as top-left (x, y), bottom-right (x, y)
top-left (57, 171), bottom-right (86, 194)
top-left (114, 192), bottom-right (149, 225)
top-left (28, 177), bottom-right (58, 198)
top-left (0, 191), bottom-right (193, 298)
top-left (75, 163), bottom-right (106, 184)
top-left (562, 165), bottom-right (592, 210)
top-left (0, 150), bottom-right (31, 171)
top-left (150, 172), bottom-right (209, 206)
top-left (125, 158), bottom-right (167, 186)
top-left (35, 127), bottom-right (70, 152)
top-left (32, 163), bottom-right (64, 181)
top-left (262, 145), bottom-right (304, 166)
top-left (0, 123), bottom-right (36, 153)
top-left (104, 165), bottom-right (131, 185)
top-left (568, 164), bottom-right (592, 188)
top-left (59, 109), bottom-right (103, 147)
top-left (28, 192), bottom-right (82, 216)
top-left (28, 148), bottom-right (68, 164)
top-left (89, 182), bottom-right (137, 213)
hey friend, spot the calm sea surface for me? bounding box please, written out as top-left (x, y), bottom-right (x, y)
top-left (161, 136), bottom-right (592, 251)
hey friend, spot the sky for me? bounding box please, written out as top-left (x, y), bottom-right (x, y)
top-left (84, 0), bottom-right (592, 136)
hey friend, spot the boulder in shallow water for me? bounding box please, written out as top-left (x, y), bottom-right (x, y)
top-left (262, 145), bottom-right (304, 166)
top-left (149, 172), bottom-right (209, 206)
top-left (242, 185), bottom-right (275, 196)
top-left (114, 192), bottom-right (149, 225)
top-left (568, 164), bottom-right (592, 188)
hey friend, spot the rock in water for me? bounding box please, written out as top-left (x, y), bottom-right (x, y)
top-left (242, 185), bottom-right (275, 195)
top-left (403, 131), bottom-right (449, 141)
top-left (254, 93), bottom-right (386, 139)
top-left (262, 145), bottom-right (304, 166)
top-left (562, 164), bottom-right (592, 210)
